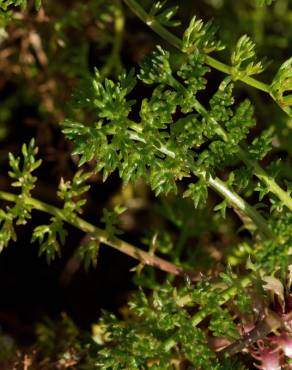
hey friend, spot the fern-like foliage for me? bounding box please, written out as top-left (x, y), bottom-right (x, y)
top-left (63, 48), bottom-right (256, 204)
top-left (57, 170), bottom-right (91, 221)
top-left (63, 44), bottom-right (292, 270)
top-left (0, 140), bottom-right (94, 262)
top-left (95, 276), bottom-right (247, 369)
top-left (31, 170), bottom-right (92, 262)
top-left (0, 139), bottom-right (41, 251)
top-left (0, 0), bottom-right (41, 11)
top-left (271, 57), bottom-right (292, 117)
top-left (148, 0), bottom-right (180, 28)
top-left (182, 16), bottom-right (225, 54)
top-left (1, 1), bottom-right (292, 368)
top-left (231, 35), bottom-right (266, 79)
top-left (75, 234), bottom-right (100, 271)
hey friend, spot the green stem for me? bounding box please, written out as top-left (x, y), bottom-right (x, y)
top-left (163, 275), bottom-right (252, 352)
top-left (206, 175), bottom-right (274, 240)
top-left (238, 149), bottom-right (292, 212)
top-left (205, 55), bottom-right (270, 93)
top-left (283, 94), bottom-right (292, 107)
top-left (170, 75), bottom-right (292, 212)
top-left (124, 0), bottom-right (181, 50)
top-left (253, 3), bottom-right (265, 46)
top-left (0, 190), bottom-right (199, 280)
top-left (129, 126), bottom-right (274, 238)
top-left (129, 123), bottom-right (274, 238)
top-left (193, 95), bottom-right (292, 213)
top-left (123, 0), bottom-right (292, 115)
top-left (191, 275), bottom-right (252, 327)
top-left (101, 2), bottom-right (124, 78)
top-left (124, 0), bottom-right (284, 234)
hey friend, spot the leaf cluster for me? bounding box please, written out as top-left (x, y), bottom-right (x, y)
top-left (231, 35), bottom-right (266, 79)
top-left (63, 47), bottom-right (259, 212)
top-left (182, 16), bottom-right (225, 54)
top-left (0, 1), bottom-right (292, 368)
top-left (0, 139), bottom-right (41, 251)
top-left (148, 1), bottom-right (180, 28)
top-left (95, 277), bottom-right (245, 369)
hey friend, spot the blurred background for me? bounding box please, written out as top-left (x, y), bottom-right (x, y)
top-left (0, 0), bottom-right (291, 367)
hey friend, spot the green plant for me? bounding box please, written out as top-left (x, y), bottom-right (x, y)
top-left (1, 0), bottom-right (292, 369)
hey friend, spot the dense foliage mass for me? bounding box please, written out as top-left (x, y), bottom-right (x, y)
top-left (0, 0), bottom-right (292, 369)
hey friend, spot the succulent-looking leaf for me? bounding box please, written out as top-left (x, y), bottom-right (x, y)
top-left (183, 179), bottom-right (208, 208)
top-left (32, 217), bottom-right (67, 263)
top-left (138, 46), bottom-right (172, 85)
top-left (101, 205), bottom-right (126, 239)
top-left (149, 1), bottom-right (180, 27)
top-left (231, 35), bottom-right (266, 79)
top-left (182, 16), bottom-right (225, 54)
top-left (271, 57), bottom-right (292, 117)
top-left (76, 235), bottom-right (100, 271)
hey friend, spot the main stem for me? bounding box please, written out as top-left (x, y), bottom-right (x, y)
top-left (129, 128), bottom-right (274, 239)
top-left (168, 68), bottom-right (292, 214)
top-left (0, 190), bottom-right (199, 281)
top-left (206, 175), bottom-right (274, 240)
top-left (124, 0), bottom-right (292, 118)
top-left (124, 0), bottom-right (292, 213)
top-left (123, 0), bottom-right (271, 94)
top-left (192, 98), bottom-right (292, 212)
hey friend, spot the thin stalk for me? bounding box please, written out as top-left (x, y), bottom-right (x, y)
top-left (123, 0), bottom-right (271, 96)
top-left (124, 0), bottom-right (292, 118)
top-left (206, 175), bottom-right (274, 240)
top-left (101, 2), bottom-right (124, 78)
top-left (0, 190), bottom-right (199, 281)
top-left (191, 275), bottom-right (252, 327)
top-left (196, 101), bottom-right (292, 213)
top-left (205, 55), bottom-right (270, 93)
top-left (123, 0), bottom-right (181, 50)
top-left (164, 275), bottom-right (253, 352)
top-left (129, 127), bottom-right (274, 238)
top-left (124, 1), bottom-right (278, 235)
top-left (128, 125), bottom-right (274, 238)
top-left (170, 76), bottom-right (292, 212)
top-left (283, 95), bottom-right (292, 107)
top-left (238, 149), bottom-right (292, 212)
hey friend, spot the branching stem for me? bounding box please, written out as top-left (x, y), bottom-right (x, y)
top-left (123, 0), bottom-right (291, 115)
top-left (124, 0), bottom-right (181, 50)
top-left (206, 175), bottom-right (274, 239)
top-left (129, 125), bottom-right (274, 238)
top-left (164, 275), bottom-right (253, 352)
top-left (0, 190), bottom-right (199, 280)
top-left (193, 275), bottom-right (252, 326)
top-left (168, 73), bottom-right (292, 212)
top-left (193, 96), bottom-right (292, 212)
top-left (129, 123), bottom-right (274, 238)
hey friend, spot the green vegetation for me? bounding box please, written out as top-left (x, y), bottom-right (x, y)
top-left (0, 0), bottom-right (292, 368)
